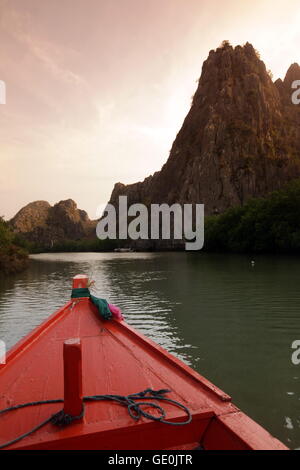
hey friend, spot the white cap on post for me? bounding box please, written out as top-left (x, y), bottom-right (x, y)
top-left (72, 274), bottom-right (89, 289)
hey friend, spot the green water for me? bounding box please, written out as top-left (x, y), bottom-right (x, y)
top-left (0, 252), bottom-right (299, 449)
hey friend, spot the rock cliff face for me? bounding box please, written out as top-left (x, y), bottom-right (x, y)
top-left (109, 42), bottom-right (300, 215)
top-left (10, 199), bottom-right (96, 248)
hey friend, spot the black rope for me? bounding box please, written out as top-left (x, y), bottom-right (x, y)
top-left (0, 389), bottom-right (192, 449)
top-left (50, 404), bottom-right (85, 427)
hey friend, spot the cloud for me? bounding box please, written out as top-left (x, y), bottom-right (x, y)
top-left (1, 5), bottom-right (85, 86)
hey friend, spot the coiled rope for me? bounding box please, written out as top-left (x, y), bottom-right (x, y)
top-left (0, 388), bottom-right (192, 449)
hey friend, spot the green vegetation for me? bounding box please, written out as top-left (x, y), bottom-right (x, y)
top-left (0, 217), bottom-right (29, 274)
top-left (220, 40), bottom-right (231, 48)
top-left (205, 180), bottom-right (300, 253)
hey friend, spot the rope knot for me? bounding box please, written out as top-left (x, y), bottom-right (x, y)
top-left (51, 406), bottom-right (84, 427)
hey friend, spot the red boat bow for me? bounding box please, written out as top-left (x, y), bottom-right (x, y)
top-left (0, 275), bottom-right (288, 450)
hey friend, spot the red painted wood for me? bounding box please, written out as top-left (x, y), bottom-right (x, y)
top-left (0, 275), bottom-right (289, 450)
top-left (72, 274), bottom-right (89, 289)
top-left (63, 339), bottom-right (83, 418)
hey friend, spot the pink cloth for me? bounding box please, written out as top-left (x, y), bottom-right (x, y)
top-left (109, 304), bottom-right (124, 321)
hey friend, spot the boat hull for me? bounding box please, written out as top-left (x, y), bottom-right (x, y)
top-left (0, 293), bottom-right (288, 450)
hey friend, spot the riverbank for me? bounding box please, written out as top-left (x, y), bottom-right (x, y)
top-left (0, 244), bottom-right (29, 274)
top-left (0, 217), bottom-right (29, 274)
top-left (205, 179), bottom-right (300, 254)
top-left (11, 179), bottom-right (300, 256)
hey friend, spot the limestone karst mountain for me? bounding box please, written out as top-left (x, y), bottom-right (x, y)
top-left (109, 42), bottom-right (300, 216)
top-left (10, 199), bottom-right (96, 248)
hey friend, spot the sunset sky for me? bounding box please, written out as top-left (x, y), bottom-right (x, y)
top-left (1, 0), bottom-right (300, 219)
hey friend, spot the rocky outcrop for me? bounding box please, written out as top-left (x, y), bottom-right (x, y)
top-left (10, 199), bottom-right (96, 248)
top-left (109, 42), bottom-right (300, 216)
top-left (10, 201), bottom-right (51, 234)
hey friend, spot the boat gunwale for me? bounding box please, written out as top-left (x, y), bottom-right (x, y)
top-left (11, 410), bottom-right (216, 450)
top-left (0, 300), bottom-right (73, 370)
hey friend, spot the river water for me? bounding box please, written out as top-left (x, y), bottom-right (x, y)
top-left (0, 252), bottom-right (299, 449)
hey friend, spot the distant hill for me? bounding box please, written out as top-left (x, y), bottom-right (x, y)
top-left (10, 199), bottom-right (97, 249)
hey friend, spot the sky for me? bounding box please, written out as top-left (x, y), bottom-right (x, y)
top-left (0, 0), bottom-right (300, 220)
